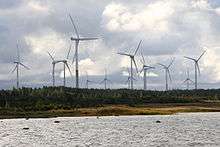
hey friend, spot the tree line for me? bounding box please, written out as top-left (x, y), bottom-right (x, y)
top-left (0, 87), bottom-right (219, 111)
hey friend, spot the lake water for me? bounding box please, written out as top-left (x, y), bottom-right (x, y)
top-left (0, 113), bottom-right (220, 147)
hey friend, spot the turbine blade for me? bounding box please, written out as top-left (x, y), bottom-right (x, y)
top-left (145, 65), bottom-right (155, 69)
top-left (196, 62), bottom-right (201, 75)
top-left (127, 67), bottom-right (130, 74)
top-left (47, 51), bottom-right (55, 61)
top-left (197, 50), bottom-right (206, 61)
top-left (88, 80), bottom-right (96, 84)
top-left (11, 65), bottom-right (17, 73)
top-left (72, 48), bottom-right (77, 64)
top-left (125, 79), bottom-right (129, 84)
top-left (132, 77), bottom-right (137, 81)
top-left (16, 43), bottom-right (20, 62)
top-left (183, 79), bottom-right (188, 84)
top-left (78, 37), bottom-right (98, 41)
top-left (168, 58), bottom-right (175, 68)
top-left (107, 79), bottom-right (113, 84)
top-left (140, 67), bottom-right (144, 73)
top-left (157, 63), bottom-right (166, 68)
top-left (65, 62), bottom-right (73, 77)
top-left (132, 58), bottom-right (139, 73)
top-left (117, 52), bottom-right (130, 56)
top-left (184, 56), bottom-right (196, 61)
top-left (187, 68), bottom-right (189, 78)
top-left (134, 40), bottom-right (142, 56)
top-left (140, 51), bottom-right (145, 65)
top-left (189, 79), bottom-right (194, 83)
top-left (66, 43), bottom-right (72, 59)
top-left (69, 14), bottom-right (79, 39)
top-left (19, 62), bottom-right (30, 70)
top-left (167, 69), bottom-right (172, 82)
top-left (100, 80), bottom-right (105, 84)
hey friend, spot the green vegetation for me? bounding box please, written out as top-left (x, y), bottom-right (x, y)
top-left (0, 87), bottom-right (220, 118)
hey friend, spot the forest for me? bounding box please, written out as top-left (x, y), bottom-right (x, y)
top-left (0, 87), bottom-right (219, 111)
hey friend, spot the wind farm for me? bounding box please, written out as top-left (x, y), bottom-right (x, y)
top-left (2, 17), bottom-right (211, 91)
top-left (2, 14), bottom-right (219, 109)
top-left (2, 1), bottom-right (220, 147)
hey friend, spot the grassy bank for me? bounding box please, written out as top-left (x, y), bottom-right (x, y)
top-left (1, 102), bottom-right (220, 119)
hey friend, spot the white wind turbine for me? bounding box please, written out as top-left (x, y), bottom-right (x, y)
top-left (47, 51), bottom-right (73, 87)
top-left (11, 43), bottom-right (30, 89)
top-left (183, 68), bottom-right (194, 90)
top-left (85, 71), bottom-right (95, 89)
top-left (184, 51), bottom-right (206, 90)
top-left (118, 40), bottom-right (142, 89)
top-left (100, 69), bottom-right (112, 90)
top-left (140, 53), bottom-right (155, 90)
top-left (69, 14), bottom-right (98, 89)
top-left (158, 59), bottom-right (175, 91)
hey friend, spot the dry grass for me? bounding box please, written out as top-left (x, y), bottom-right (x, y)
top-left (1, 103), bottom-right (220, 119)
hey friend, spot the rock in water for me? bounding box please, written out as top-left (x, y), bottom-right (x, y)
top-left (54, 121), bottom-right (60, 123)
top-left (156, 120), bottom-right (161, 123)
top-left (23, 127), bottom-right (29, 130)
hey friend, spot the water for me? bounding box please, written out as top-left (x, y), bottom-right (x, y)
top-left (0, 113), bottom-right (220, 147)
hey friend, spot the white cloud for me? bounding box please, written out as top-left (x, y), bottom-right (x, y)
top-left (25, 29), bottom-right (69, 56)
top-left (27, 1), bottom-right (49, 12)
top-left (102, 1), bottom-right (174, 36)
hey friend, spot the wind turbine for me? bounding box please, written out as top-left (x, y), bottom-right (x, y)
top-left (69, 14), bottom-right (98, 88)
top-left (184, 51), bottom-right (206, 90)
top-left (158, 59), bottom-right (174, 91)
top-left (11, 43), bottom-right (30, 89)
top-left (47, 51), bottom-right (73, 87)
top-left (100, 69), bottom-right (112, 90)
top-left (85, 72), bottom-right (95, 89)
top-left (140, 53), bottom-right (155, 90)
top-left (183, 68), bottom-right (194, 90)
top-left (118, 40), bottom-right (142, 89)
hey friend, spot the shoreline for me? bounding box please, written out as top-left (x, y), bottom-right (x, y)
top-left (1, 102), bottom-right (220, 119)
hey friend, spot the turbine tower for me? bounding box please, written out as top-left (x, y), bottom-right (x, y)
top-left (69, 14), bottom-right (98, 88)
top-left (183, 69), bottom-right (194, 90)
top-left (11, 43), bottom-right (30, 89)
top-left (100, 69), bottom-right (112, 90)
top-left (158, 59), bottom-right (174, 91)
top-left (118, 40), bottom-right (142, 89)
top-left (47, 51), bottom-right (73, 87)
top-left (184, 51), bottom-right (206, 90)
top-left (125, 67), bottom-right (131, 89)
top-left (140, 53), bottom-right (155, 90)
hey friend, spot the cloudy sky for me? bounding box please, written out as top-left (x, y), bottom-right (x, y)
top-left (1, 0), bottom-right (220, 90)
